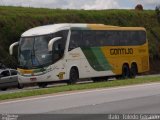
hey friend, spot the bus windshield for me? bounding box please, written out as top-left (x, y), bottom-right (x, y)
top-left (18, 30), bottom-right (68, 69)
top-left (19, 34), bottom-right (53, 69)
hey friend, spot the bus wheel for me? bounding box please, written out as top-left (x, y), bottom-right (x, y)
top-left (38, 83), bottom-right (48, 88)
top-left (130, 63), bottom-right (137, 78)
top-left (68, 67), bottom-right (79, 85)
top-left (17, 83), bottom-right (24, 89)
top-left (122, 64), bottom-right (130, 79)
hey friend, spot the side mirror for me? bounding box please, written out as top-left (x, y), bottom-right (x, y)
top-left (9, 42), bottom-right (19, 55)
top-left (48, 37), bottom-right (62, 52)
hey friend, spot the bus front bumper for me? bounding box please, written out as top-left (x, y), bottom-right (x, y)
top-left (18, 73), bottom-right (53, 84)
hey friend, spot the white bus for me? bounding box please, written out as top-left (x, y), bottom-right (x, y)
top-left (10, 23), bottom-right (149, 88)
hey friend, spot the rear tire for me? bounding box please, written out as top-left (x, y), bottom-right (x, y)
top-left (130, 64), bottom-right (137, 78)
top-left (68, 68), bottom-right (79, 85)
top-left (38, 82), bottom-right (48, 88)
top-left (122, 64), bottom-right (130, 79)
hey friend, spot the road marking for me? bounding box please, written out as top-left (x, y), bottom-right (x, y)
top-left (0, 82), bottom-right (160, 105)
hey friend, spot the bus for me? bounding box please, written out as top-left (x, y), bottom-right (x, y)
top-left (9, 23), bottom-right (149, 88)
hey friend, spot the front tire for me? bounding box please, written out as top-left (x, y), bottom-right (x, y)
top-left (68, 68), bottom-right (79, 85)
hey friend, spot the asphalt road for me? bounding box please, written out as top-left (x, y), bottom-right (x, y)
top-left (0, 82), bottom-right (160, 120)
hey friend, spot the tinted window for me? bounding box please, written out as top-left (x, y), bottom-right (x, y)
top-left (52, 30), bottom-right (69, 62)
top-left (129, 31), bottom-right (146, 45)
top-left (105, 31), bottom-right (120, 46)
top-left (95, 31), bottom-right (106, 46)
top-left (106, 30), bottom-right (146, 46)
top-left (70, 30), bottom-right (117, 48)
top-left (69, 30), bottom-right (82, 50)
top-left (1, 71), bottom-right (10, 77)
top-left (11, 70), bottom-right (17, 76)
top-left (69, 30), bottom-right (146, 48)
top-left (55, 30), bottom-right (68, 51)
top-left (83, 31), bottom-right (95, 47)
top-left (119, 31), bottom-right (130, 46)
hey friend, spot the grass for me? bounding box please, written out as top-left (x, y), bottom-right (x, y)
top-left (0, 76), bottom-right (160, 101)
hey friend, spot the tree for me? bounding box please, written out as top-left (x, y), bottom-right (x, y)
top-left (135, 4), bottom-right (143, 11)
top-left (155, 5), bottom-right (160, 23)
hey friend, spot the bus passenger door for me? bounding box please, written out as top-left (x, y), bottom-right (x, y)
top-left (51, 40), bottom-right (67, 80)
top-left (54, 59), bottom-right (66, 81)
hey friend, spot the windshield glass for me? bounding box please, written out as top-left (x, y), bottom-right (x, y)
top-left (18, 30), bottom-right (68, 69)
top-left (19, 34), bottom-right (52, 69)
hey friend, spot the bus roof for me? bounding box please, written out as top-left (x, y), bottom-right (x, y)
top-left (21, 23), bottom-right (146, 37)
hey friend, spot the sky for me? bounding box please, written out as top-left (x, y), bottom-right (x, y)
top-left (0, 0), bottom-right (159, 10)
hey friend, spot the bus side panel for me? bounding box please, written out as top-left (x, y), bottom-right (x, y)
top-left (100, 43), bottom-right (149, 75)
top-left (135, 43), bottom-right (149, 73)
top-left (65, 47), bottom-right (115, 79)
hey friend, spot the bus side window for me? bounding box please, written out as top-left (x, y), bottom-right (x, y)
top-left (95, 31), bottom-right (106, 46)
top-left (119, 31), bottom-right (129, 46)
top-left (138, 31), bottom-right (146, 45)
top-left (51, 30), bottom-right (68, 62)
top-left (69, 30), bottom-right (82, 51)
top-left (130, 31), bottom-right (136, 45)
top-left (83, 31), bottom-right (95, 47)
top-left (105, 30), bottom-right (119, 46)
top-left (55, 30), bottom-right (68, 52)
top-left (52, 40), bottom-right (63, 62)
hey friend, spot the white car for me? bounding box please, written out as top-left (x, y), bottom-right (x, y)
top-left (0, 69), bottom-right (23, 91)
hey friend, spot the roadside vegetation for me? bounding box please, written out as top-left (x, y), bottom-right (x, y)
top-left (0, 76), bottom-right (160, 101)
top-left (0, 6), bottom-right (160, 73)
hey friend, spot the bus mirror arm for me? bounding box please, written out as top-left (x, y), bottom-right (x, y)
top-left (9, 42), bottom-right (19, 55)
top-left (48, 37), bottom-right (62, 51)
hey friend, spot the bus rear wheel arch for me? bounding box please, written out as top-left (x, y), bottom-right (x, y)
top-left (68, 67), bottom-right (79, 85)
